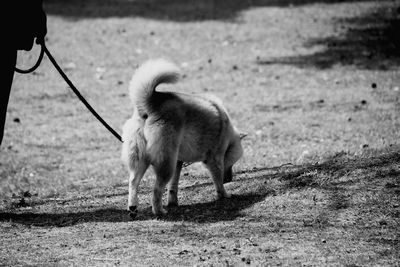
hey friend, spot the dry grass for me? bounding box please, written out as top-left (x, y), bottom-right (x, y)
top-left (1, 0), bottom-right (399, 265)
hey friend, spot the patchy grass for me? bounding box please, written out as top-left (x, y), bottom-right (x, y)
top-left (1, 0), bottom-right (399, 265)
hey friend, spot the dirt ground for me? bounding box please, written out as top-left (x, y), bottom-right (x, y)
top-left (1, 0), bottom-right (399, 266)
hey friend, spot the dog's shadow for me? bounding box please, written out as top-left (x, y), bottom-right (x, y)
top-left (0, 191), bottom-right (271, 227)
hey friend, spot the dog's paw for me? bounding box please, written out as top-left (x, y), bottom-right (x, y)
top-left (153, 207), bottom-right (168, 217)
top-left (128, 206), bottom-right (138, 220)
top-left (217, 192), bottom-right (232, 200)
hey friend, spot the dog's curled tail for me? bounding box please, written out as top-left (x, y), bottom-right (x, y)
top-left (129, 59), bottom-right (180, 112)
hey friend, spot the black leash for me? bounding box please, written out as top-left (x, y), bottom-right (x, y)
top-left (15, 41), bottom-right (123, 143)
top-left (15, 43), bottom-right (45, 74)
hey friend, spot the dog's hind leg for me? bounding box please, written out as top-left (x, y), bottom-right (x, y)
top-left (205, 158), bottom-right (232, 199)
top-left (152, 158), bottom-right (177, 216)
top-left (167, 161), bottom-right (183, 207)
top-left (127, 160), bottom-right (149, 218)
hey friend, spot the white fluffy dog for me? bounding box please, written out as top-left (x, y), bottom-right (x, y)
top-left (121, 59), bottom-right (243, 217)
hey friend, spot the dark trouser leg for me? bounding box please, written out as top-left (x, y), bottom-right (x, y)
top-left (0, 49), bottom-right (17, 146)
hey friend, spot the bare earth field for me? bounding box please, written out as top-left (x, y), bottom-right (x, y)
top-left (1, 0), bottom-right (399, 266)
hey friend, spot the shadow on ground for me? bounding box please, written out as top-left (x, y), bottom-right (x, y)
top-left (258, 5), bottom-right (400, 70)
top-left (1, 146), bottom-right (398, 227)
top-left (45, 0), bottom-right (375, 21)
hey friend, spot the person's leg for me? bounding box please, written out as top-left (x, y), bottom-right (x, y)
top-left (0, 49), bottom-right (17, 146)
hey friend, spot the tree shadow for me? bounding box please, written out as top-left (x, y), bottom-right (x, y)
top-left (257, 5), bottom-right (400, 70)
top-left (277, 147), bottom-right (400, 218)
top-left (0, 146), bottom-right (398, 227)
top-left (44, 0), bottom-right (375, 21)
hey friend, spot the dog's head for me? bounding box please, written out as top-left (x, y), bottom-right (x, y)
top-left (223, 131), bottom-right (245, 183)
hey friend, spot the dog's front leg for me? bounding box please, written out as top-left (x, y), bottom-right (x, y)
top-left (127, 162), bottom-right (149, 218)
top-left (206, 159), bottom-right (232, 199)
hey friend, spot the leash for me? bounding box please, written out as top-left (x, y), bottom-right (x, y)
top-left (15, 41), bottom-right (123, 143)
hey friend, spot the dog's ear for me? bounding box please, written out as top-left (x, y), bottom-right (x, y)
top-left (239, 132), bottom-right (248, 140)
